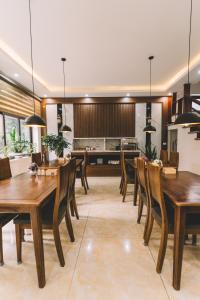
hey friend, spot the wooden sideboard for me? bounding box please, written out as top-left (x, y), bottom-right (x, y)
top-left (71, 150), bottom-right (140, 176)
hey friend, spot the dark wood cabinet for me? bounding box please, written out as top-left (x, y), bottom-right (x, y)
top-left (74, 103), bottom-right (135, 137)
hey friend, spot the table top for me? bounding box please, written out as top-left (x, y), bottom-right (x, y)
top-left (39, 158), bottom-right (83, 170)
top-left (162, 171), bottom-right (200, 207)
top-left (0, 173), bottom-right (57, 209)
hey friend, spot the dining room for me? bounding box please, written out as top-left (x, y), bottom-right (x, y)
top-left (0, 0), bottom-right (200, 299)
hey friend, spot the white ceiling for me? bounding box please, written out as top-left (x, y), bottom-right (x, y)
top-left (0, 0), bottom-right (200, 97)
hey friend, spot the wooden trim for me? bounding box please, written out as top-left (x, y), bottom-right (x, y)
top-left (42, 96), bottom-right (169, 105)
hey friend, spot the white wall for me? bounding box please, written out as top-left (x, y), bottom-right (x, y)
top-left (135, 103), bottom-right (162, 157)
top-left (62, 104), bottom-right (74, 155)
top-left (46, 105), bottom-right (58, 159)
top-left (135, 103), bottom-right (146, 153)
top-left (168, 125), bottom-right (200, 175)
top-left (151, 103), bottom-right (162, 156)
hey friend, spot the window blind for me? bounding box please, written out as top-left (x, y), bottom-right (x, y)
top-left (0, 79), bottom-right (41, 118)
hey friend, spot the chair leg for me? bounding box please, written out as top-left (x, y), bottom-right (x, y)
top-left (192, 234), bottom-right (197, 245)
top-left (81, 176), bottom-right (87, 195)
top-left (143, 202), bottom-right (150, 240)
top-left (0, 227), bottom-right (4, 266)
top-left (122, 182), bottom-right (127, 202)
top-left (137, 195), bottom-right (144, 224)
top-left (70, 201), bottom-right (75, 217)
top-left (53, 225), bottom-right (65, 267)
top-left (72, 197), bottom-right (79, 220)
top-left (85, 176), bottom-right (89, 190)
top-left (156, 225), bottom-right (168, 273)
top-left (65, 207), bottom-right (75, 242)
top-left (144, 214), bottom-right (154, 246)
top-left (15, 224), bottom-right (22, 263)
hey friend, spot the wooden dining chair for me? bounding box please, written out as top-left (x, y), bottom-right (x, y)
top-left (144, 163), bottom-right (200, 274)
top-left (14, 159), bottom-right (76, 267)
top-left (76, 151), bottom-right (89, 194)
top-left (0, 158), bottom-right (18, 265)
top-left (31, 152), bottom-right (42, 166)
top-left (136, 158), bottom-right (150, 240)
top-left (169, 152), bottom-right (179, 170)
top-left (120, 151), bottom-right (134, 202)
top-left (160, 150), bottom-right (168, 166)
top-left (68, 158), bottom-right (79, 221)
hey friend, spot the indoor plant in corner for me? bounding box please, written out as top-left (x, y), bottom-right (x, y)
top-left (42, 134), bottom-right (70, 159)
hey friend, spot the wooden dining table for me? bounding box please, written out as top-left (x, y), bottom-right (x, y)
top-left (0, 173), bottom-right (57, 288)
top-left (126, 158), bottom-right (200, 290)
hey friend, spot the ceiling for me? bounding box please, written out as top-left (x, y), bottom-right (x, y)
top-left (0, 0), bottom-right (200, 98)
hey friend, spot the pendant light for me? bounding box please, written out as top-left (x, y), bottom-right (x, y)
top-left (24, 0), bottom-right (46, 127)
top-left (174, 0), bottom-right (200, 126)
top-left (59, 58), bottom-right (72, 132)
top-left (143, 56), bottom-right (156, 133)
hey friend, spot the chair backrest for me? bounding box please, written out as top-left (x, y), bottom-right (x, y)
top-left (81, 151), bottom-right (88, 176)
top-left (53, 161), bottom-right (71, 223)
top-left (147, 163), bottom-right (168, 223)
top-left (169, 152), bottom-right (179, 169)
top-left (137, 157), bottom-right (147, 191)
top-left (0, 158), bottom-right (12, 180)
top-left (31, 152), bottom-right (42, 166)
top-left (67, 158), bottom-right (77, 202)
top-left (160, 150), bottom-right (168, 164)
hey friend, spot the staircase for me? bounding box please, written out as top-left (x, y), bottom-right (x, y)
top-left (189, 98), bottom-right (200, 140)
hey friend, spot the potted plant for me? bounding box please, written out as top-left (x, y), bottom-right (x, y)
top-left (145, 143), bottom-right (157, 161)
top-left (9, 127), bottom-right (30, 155)
top-left (42, 134), bottom-right (70, 159)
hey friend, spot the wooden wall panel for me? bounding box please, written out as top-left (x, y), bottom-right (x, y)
top-left (74, 103), bottom-right (135, 137)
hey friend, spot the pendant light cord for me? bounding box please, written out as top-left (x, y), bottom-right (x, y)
top-left (188, 0), bottom-right (193, 84)
top-left (28, 0), bottom-right (36, 114)
top-left (150, 58), bottom-right (152, 97)
top-left (62, 58), bottom-right (67, 123)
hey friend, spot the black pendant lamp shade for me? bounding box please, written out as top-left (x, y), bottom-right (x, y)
top-left (174, 0), bottom-right (200, 126)
top-left (59, 58), bottom-right (72, 133)
top-left (24, 0), bottom-right (46, 127)
top-left (25, 114), bottom-right (46, 127)
top-left (143, 124), bottom-right (156, 133)
top-left (60, 124), bottom-right (72, 132)
top-left (143, 56), bottom-right (156, 133)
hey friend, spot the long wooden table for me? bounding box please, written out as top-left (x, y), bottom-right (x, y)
top-left (0, 173), bottom-right (57, 288)
top-left (162, 171), bottom-right (200, 290)
top-left (126, 158), bottom-right (200, 290)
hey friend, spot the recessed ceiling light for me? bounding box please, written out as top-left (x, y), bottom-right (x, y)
top-left (198, 70), bottom-right (200, 74)
top-left (43, 94), bottom-right (47, 97)
top-left (85, 94), bottom-right (89, 97)
top-left (126, 93), bottom-right (130, 97)
top-left (14, 73), bottom-right (19, 77)
top-left (168, 92), bottom-right (172, 96)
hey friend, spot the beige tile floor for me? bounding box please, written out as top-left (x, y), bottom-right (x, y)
top-left (0, 177), bottom-right (200, 300)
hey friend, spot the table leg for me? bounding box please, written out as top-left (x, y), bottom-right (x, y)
top-left (133, 169), bottom-right (138, 206)
top-left (173, 206), bottom-right (185, 290)
top-left (30, 207), bottom-right (45, 288)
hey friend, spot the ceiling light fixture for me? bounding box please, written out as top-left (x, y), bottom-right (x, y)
top-left (59, 58), bottom-right (72, 133)
top-left (24, 0), bottom-right (46, 128)
top-left (174, 0), bottom-right (200, 126)
top-left (143, 56), bottom-right (156, 133)
top-left (85, 94), bottom-right (89, 97)
top-left (14, 73), bottom-right (19, 77)
top-left (126, 93), bottom-right (130, 97)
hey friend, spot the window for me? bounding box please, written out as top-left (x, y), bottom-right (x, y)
top-left (20, 119), bottom-right (31, 142)
top-left (0, 114), bottom-right (4, 148)
top-left (5, 115), bottom-right (19, 145)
